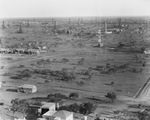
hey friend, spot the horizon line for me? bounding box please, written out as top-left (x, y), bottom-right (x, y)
top-left (0, 15), bottom-right (150, 20)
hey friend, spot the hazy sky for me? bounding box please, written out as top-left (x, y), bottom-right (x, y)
top-left (0, 0), bottom-right (150, 18)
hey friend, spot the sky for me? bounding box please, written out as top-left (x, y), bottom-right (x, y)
top-left (0, 0), bottom-right (150, 18)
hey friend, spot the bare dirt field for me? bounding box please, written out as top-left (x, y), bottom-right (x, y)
top-left (1, 17), bottom-right (150, 119)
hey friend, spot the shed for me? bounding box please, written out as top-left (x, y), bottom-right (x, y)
top-left (17, 84), bottom-right (37, 93)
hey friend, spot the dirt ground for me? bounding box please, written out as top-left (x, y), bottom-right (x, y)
top-left (0, 17), bottom-right (150, 119)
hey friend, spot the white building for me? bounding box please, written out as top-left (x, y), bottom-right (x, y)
top-left (39, 102), bottom-right (56, 115)
top-left (17, 84), bottom-right (37, 93)
top-left (42, 110), bottom-right (73, 120)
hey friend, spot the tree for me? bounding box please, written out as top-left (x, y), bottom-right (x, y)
top-left (11, 98), bottom-right (29, 119)
top-left (69, 92), bottom-right (79, 99)
top-left (79, 102), bottom-right (96, 115)
top-left (105, 92), bottom-right (117, 103)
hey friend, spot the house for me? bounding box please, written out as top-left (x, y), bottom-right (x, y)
top-left (17, 84), bottom-right (37, 93)
top-left (43, 111), bottom-right (57, 120)
top-left (53, 110), bottom-right (73, 120)
top-left (39, 102), bottom-right (56, 115)
top-left (42, 110), bottom-right (73, 120)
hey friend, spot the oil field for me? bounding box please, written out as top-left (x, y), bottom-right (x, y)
top-left (0, 16), bottom-right (150, 120)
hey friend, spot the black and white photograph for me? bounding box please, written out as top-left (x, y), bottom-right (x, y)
top-left (0, 0), bottom-right (150, 119)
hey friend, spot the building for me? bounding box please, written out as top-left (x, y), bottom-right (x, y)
top-left (53, 110), bottom-right (73, 120)
top-left (43, 110), bottom-right (73, 120)
top-left (0, 48), bottom-right (11, 54)
top-left (17, 84), bottom-right (37, 93)
top-left (27, 49), bottom-right (40, 54)
top-left (39, 102), bottom-right (56, 115)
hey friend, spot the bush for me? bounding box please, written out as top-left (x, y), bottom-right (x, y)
top-left (69, 92), bottom-right (79, 99)
top-left (59, 102), bottom-right (96, 115)
top-left (105, 92), bottom-right (117, 103)
top-left (47, 93), bottom-right (68, 102)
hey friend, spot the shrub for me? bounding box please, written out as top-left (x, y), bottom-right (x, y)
top-left (105, 92), bottom-right (117, 103)
top-left (69, 92), bottom-right (79, 99)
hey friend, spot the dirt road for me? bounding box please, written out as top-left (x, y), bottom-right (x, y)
top-left (134, 77), bottom-right (150, 100)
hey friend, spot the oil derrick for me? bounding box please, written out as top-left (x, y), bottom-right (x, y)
top-left (78, 18), bottom-right (79, 25)
top-left (98, 30), bottom-right (103, 47)
top-left (53, 20), bottom-right (57, 29)
top-left (52, 20), bottom-right (57, 35)
top-left (80, 18), bottom-right (83, 24)
top-left (52, 18), bottom-right (54, 25)
top-left (118, 18), bottom-right (122, 29)
top-left (95, 18), bottom-right (97, 24)
top-left (2, 21), bottom-right (6, 29)
top-left (68, 18), bottom-right (71, 24)
top-left (0, 39), bottom-right (3, 48)
top-left (18, 22), bottom-right (23, 33)
top-left (27, 19), bottom-right (30, 27)
top-left (104, 22), bottom-right (107, 33)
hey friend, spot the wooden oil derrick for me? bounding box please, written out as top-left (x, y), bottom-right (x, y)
top-left (118, 17), bottom-right (122, 29)
top-left (68, 18), bottom-right (71, 24)
top-left (104, 22), bottom-right (107, 33)
top-left (27, 19), bottom-right (30, 27)
top-left (52, 18), bottom-right (54, 25)
top-left (80, 18), bottom-right (83, 24)
top-left (18, 22), bottom-right (23, 33)
top-left (53, 20), bottom-right (57, 29)
top-left (78, 18), bottom-right (80, 25)
top-left (0, 39), bottom-right (3, 47)
top-left (2, 21), bottom-right (6, 29)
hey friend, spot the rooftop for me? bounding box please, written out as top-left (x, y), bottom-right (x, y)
top-left (53, 110), bottom-right (73, 119)
top-left (41, 102), bottom-right (55, 108)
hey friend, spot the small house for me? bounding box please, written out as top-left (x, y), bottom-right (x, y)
top-left (39, 102), bottom-right (56, 115)
top-left (42, 110), bottom-right (73, 120)
top-left (53, 110), bottom-right (73, 120)
top-left (17, 84), bottom-right (37, 93)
